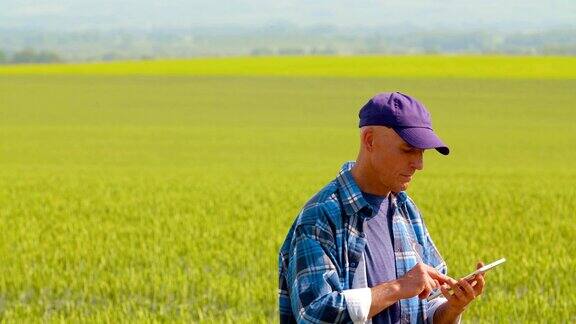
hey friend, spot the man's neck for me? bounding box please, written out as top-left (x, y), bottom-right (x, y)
top-left (351, 160), bottom-right (392, 197)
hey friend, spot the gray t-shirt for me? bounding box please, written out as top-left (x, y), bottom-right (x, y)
top-left (362, 192), bottom-right (400, 324)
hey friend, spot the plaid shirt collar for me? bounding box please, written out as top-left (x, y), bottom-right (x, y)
top-left (336, 161), bottom-right (404, 219)
top-left (336, 161), bottom-right (372, 218)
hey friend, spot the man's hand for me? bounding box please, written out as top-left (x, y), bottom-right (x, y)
top-left (396, 263), bottom-right (451, 300)
top-left (440, 261), bottom-right (486, 314)
top-left (369, 262), bottom-right (452, 318)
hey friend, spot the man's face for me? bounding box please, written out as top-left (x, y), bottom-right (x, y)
top-left (367, 127), bottom-right (424, 193)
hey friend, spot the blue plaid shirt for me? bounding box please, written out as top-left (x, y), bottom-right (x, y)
top-left (279, 161), bottom-right (448, 323)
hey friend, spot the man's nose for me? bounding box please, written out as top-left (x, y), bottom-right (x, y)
top-left (412, 152), bottom-right (424, 171)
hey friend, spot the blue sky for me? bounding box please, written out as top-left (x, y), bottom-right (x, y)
top-left (1, 0), bottom-right (575, 30)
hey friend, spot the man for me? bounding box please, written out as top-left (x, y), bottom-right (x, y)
top-left (278, 92), bottom-right (487, 323)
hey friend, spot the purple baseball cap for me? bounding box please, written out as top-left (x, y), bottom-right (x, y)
top-left (358, 92), bottom-right (450, 155)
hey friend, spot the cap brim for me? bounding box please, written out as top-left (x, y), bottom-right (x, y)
top-left (394, 127), bottom-right (450, 155)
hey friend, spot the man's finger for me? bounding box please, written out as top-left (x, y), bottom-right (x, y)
top-left (428, 270), bottom-right (452, 283)
top-left (474, 274), bottom-right (485, 295)
top-left (446, 276), bottom-right (459, 286)
top-left (419, 285), bottom-right (432, 299)
top-left (440, 284), bottom-right (453, 300)
top-left (447, 278), bottom-right (465, 300)
top-left (459, 278), bottom-right (476, 299)
top-left (477, 261), bottom-right (485, 277)
top-left (427, 277), bottom-right (438, 291)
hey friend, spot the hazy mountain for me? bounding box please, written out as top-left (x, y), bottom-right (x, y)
top-left (1, 0), bottom-right (575, 62)
top-left (1, 0), bottom-right (575, 31)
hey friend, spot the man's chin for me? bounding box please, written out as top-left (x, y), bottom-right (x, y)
top-left (396, 182), bottom-right (410, 192)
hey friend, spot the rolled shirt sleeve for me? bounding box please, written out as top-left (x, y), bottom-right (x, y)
top-left (342, 288), bottom-right (372, 323)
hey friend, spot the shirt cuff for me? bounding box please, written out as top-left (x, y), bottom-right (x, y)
top-left (342, 288), bottom-right (372, 323)
top-left (426, 297), bottom-right (462, 324)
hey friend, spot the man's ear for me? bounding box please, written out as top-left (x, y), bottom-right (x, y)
top-left (363, 127), bottom-right (374, 152)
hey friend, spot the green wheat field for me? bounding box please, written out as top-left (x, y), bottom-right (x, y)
top-left (0, 56), bottom-right (575, 322)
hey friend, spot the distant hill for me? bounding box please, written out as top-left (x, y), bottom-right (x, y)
top-left (1, 0), bottom-right (575, 62)
top-left (0, 0), bottom-right (574, 31)
top-left (1, 27), bottom-right (575, 63)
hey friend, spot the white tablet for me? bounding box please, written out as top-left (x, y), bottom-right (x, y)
top-left (427, 258), bottom-right (506, 301)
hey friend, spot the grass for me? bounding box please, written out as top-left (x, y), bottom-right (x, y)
top-left (0, 56), bottom-right (575, 322)
top-left (0, 55), bottom-right (575, 79)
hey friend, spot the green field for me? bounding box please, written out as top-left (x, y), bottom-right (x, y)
top-left (2, 55), bottom-right (576, 79)
top-left (0, 56), bottom-right (575, 322)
